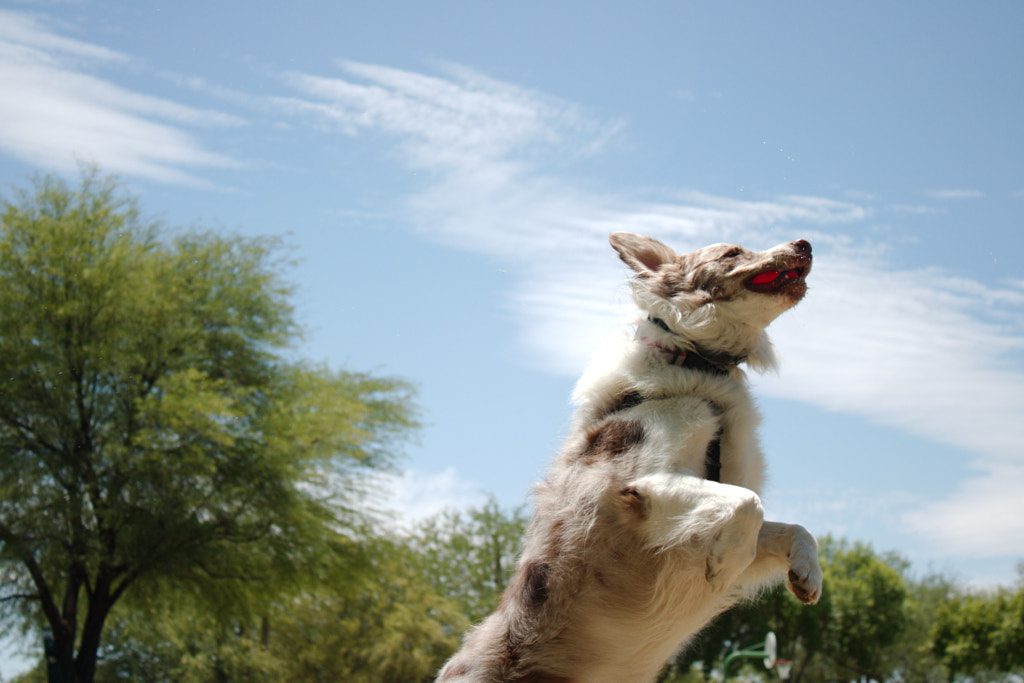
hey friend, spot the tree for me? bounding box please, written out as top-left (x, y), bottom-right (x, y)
top-left (64, 532), bottom-right (463, 683)
top-left (814, 537), bottom-right (909, 681)
top-left (0, 169), bottom-right (417, 682)
top-left (411, 495), bottom-right (529, 623)
top-left (76, 500), bottom-right (526, 683)
top-left (887, 571), bottom-right (956, 683)
top-left (931, 576), bottom-right (1024, 679)
top-left (268, 534), bottom-right (467, 683)
top-left (92, 596), bottom-right (289, 683)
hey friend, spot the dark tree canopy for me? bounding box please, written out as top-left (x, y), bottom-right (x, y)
top-left (0, 169), bottom-right (417, 682)
top-left (932, 576), bottom-right (1024, 678)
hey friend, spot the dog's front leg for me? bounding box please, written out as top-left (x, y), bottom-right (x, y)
top-left (737, 521), bottom-right (822, 604)
top-left (630, 473), bottom-right (764, 593)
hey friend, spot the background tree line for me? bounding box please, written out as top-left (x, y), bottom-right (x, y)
top-left (1, 170), bottom-right (1021, 682)
top-left (12, 505), bottom-right (1024, 683)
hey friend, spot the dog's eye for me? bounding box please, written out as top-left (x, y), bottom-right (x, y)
top-left (720, 248), bottom-right (743, 259)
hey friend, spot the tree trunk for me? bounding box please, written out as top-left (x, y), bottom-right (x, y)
top-left (73, 573), bottom-right (116, 683)
top-left (53, 628), bottom-right (77, 683)
top-left (57, 567), bottom-right (82, 683)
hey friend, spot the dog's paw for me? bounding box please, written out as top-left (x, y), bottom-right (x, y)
top-left (705, 493), bottom-right (762, 593)
top-left (786, 543), bottom-right (823, 605)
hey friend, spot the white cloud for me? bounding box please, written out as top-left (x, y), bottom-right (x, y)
top-left (277, 60), bottom-right (621, 173)
top-left (0, 9), bottom-right (125, 65)
top-left (375, 467), bottom-right (489, 527)
top-left (281, 61), bottom-right (1024, 560)
top-left (890, 203), bottom-right (943, 215)
top-left (759, 256), bottom-right (1024, 461)
top-left (904, 463), bottom-right (1024, 557)
top-left (926, 188), bottom-right (984, 200)
top-left (0, 10), bottom-right (243, 184)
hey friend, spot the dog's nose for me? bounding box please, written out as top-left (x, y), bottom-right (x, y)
top-left (793, 239), bottom-right (812, 255)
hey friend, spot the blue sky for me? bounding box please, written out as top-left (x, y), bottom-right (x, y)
top-left (2, 0), bottom-right (1024, 672)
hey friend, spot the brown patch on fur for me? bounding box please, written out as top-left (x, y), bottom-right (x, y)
top-left (499, 632), bottom-right (523, 670)
top-left (650, 263), bottom-right (687, 299)
top-left (581, 419), bottom-right (645, 463)
top-left (522, 560), bottom-right (551, 606)
top-left (618, 485), bottom-right (648, 519)
top-left (500, 558), bottom-right (552, 613)
top-left (610, 232), bottom-right (677, 275)
top-left (496, 631), bottom-right (574, 682)
top-left (649, 250), bottom-right (740, 303)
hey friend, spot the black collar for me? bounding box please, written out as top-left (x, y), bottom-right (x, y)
top-left (646, 316), bottom-right (742, 376)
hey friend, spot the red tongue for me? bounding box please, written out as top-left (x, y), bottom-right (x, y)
top-left (751, 271), bottom-right (781, 285)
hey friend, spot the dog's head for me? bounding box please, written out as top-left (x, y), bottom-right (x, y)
top-left (610, 232), bottom-right (812, 369)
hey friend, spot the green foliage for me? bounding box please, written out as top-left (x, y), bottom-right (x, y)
top-left (94, 604), bottom-right (287, 683)
top-left (816, 537), bottom-right (909, 679)
top-left (25, 499), bottom-right (529, 683)
top-left (658, 541), bottom-right (1024, 683)
top-left (0, 168), bottom-right (417, 682)
top-left (411, 495), bottom-right (529, 623)
top-left (268, 534), bottom-right (466, 683)
top-left (932, 579), bottom-right (1024, 679)
top-left (82, 535), bottom-right (463, 683)
top-left (888, 571), bottom-right (954, 683)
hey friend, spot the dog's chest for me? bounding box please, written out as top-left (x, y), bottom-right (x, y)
top-left (628, 393), bottom-right (753, 483)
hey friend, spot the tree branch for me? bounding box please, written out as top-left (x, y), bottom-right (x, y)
top-left (19, 553), bottom-right (62, 633)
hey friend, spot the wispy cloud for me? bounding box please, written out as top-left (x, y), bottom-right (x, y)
top-left (374, 467), bottom-right (489, 527)
top-left (905, 463), bottom-right (1024, 558)
top-left (276, 60), bottom-right (622, 173)
top-left (890, 203), bottom-right (943, 215)
top-left (282, 61), bottom-right (1024, 562)
top-left (0, 10), bottom-right (243, 185)
top-left (926, 188), bottom-right (984, 200)
top-left (0, 9), bottom-right (125, 65)
top-left (761, 260), bottom-right (1024, 461)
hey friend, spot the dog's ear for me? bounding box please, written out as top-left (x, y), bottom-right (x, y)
top-left (609, 233), bottom-right (676, 275)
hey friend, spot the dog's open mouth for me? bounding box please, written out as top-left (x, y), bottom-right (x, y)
top-left (745, 265), bottom-right (809, 294)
